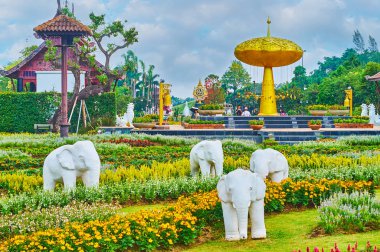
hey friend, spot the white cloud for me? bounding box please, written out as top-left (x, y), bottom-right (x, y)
top-left (0, 0), bottom-right (380, 98)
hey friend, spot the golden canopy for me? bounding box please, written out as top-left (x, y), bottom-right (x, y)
top-left (234, 37), bottom-right (303, 67)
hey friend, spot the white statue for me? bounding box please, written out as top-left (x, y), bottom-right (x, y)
top-left (125, 103), bottom-right (135, 128)
top-left (116, 115), bottom-right (126, 127)
top-left (368, 104), bottom-right (376, 124)
top-left (217, 169), bottom-right (267, 240)
top-left (250, 148), bottom-right (289, 183)
top-left (375, 114), bottom-right (380, 126)
top-left (43, 141), bottom-right (101, 190)
top-left (190, 140), bottom-right (224, 177)
top-left (183, 101), bottom-right (191, 117)
top-left (361, 104), bottom-right (368, 117)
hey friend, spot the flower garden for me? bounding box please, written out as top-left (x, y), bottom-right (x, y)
top-left (0, 134), bottom-right (379, 251)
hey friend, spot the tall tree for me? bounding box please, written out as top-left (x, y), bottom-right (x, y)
top-left (353, 29), bottom-right (365, 54)
top-left (204, 74), bottom-right (225, 104)
top-left (291, 66), bottom-right (308, 88)
top-left (221, 60), bottom-right (251, 93)
top-left (368, 35), bottom-right (379, 52)
top-left (89, 12), bottom-right (138, 91)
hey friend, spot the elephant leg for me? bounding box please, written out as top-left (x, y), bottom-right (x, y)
top-left (43, 177), bottom-right (56, 191)
top-left (199, 160), bottom-right (211, 177)
top-left (43, 168), bottom-right (56, 190)
top-left (190, 160), bottom-right (199, 177)
top-left (82, 170), bottom-right (100, 187)
top-left (215, 163), bottom-right (223, 177)
top-left (221, 202), bottom-right (240, 241)
top-left (250, 199), bottom-right (266, 239)
top-left (210, 164), bottom-right (216, 177)
top-left (270, 172), bottom-right (283, 183)
top-left (62, 173), bottom-right (77, 190)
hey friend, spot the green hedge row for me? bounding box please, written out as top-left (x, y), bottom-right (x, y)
top-left (0, 92), bottom-right (116, 133)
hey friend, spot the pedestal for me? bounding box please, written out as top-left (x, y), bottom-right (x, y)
top-left (259, 67), bottom-right (278, 116)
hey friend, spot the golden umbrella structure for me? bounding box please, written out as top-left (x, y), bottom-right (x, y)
top-left (234, 17), bottom-right (303, 115)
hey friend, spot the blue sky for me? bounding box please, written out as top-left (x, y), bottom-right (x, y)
top-left (0, 0), bottom-right (380, 98)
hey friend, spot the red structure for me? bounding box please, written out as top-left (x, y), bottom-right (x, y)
top-left (33, 10), bottom-right (92, 137)
top-left (1, 38), bottom-right (102, 92)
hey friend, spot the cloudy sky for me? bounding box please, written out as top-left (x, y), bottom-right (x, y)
top-left (0, 0), bottom-right (380, 97)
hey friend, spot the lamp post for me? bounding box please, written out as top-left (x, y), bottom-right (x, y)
top-left (302, 50), bottom-right (306, 67)
top-left (344, 87), bottom-right (353, 117)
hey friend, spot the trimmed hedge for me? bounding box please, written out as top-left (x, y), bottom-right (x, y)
top-left (69, 92), bottom-right (116, 131)
top-left (0, 92), bottom-right (59, 133)
top-left (0, 92), bottom-right (116, 133)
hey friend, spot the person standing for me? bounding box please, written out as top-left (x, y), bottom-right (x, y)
top-left (236, 106), bottom-right (242, 116)
top-left (242, 107), bottom-right (251, 116)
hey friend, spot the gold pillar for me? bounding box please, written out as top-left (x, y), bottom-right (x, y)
top-left (344, 89), bottom-right (353, 116)
top-left (159, 82), bottom-right (164, 126)
top-left (159, 83), bottom-right (171, 126)
top-left (259, 66), bottom-right (278, 115)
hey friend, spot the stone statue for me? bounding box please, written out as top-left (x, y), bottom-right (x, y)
top-left (116, 115), bottom-right (125, 127)
top-left (368, 104), bottom-right (376, 124)
top-left (190, 140), bottom-right (224, 177)
top-left (183, 101), bottom-right (191, 117)
top-left (125, 103), bottom-right (135, 128)
top-left (361, 104), bottom-right (368, 117)
top-left (43, 141), bottom-right (101, 190)
top-left (250, 148), bottom-right (289, 183)
top-left (217, 169), bottom-right (267, 240)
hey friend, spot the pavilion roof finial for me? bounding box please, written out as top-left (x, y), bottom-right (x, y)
top-left (267, 16), bottom-right (271, 37)
top-left (56, 0), bottom-right (62, 16)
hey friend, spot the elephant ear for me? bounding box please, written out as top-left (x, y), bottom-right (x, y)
top-left (57, 148), bottom-right (75, 170)
top-left (197, 145), bottom-right (205, 160)
top-left (251, 173), bottom-right (267, 201)
top-left (217, 175), bottom-right (231, 202)
top-left (268, 152), bottom-right (284, 172)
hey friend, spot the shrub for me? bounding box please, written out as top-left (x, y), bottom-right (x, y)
top-left (249, 120), bottom-right (264, 125)
top-left (198, 104), bottom-right (224, 110)
top-left (328, 104), bottom-right (348, 110)
top-left (187, 120), bottom-right (224, 124)
top-left (318, 191), bottom-right (380, 234)
top-left (308, 104), bottom-right (327, 110)
top-left (308, 120), bottom-right (322, 125)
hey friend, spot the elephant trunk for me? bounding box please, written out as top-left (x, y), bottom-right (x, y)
top-left (235, 207), bottom-right (249, 239)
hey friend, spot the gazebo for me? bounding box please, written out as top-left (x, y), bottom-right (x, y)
top-left (33, 5), bottom-right (92, 137)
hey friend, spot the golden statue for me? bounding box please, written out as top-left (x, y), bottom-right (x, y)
top-left (234, 17), bottom-right (303, 115)
top-left (193, 80), bottom-right (208, 103)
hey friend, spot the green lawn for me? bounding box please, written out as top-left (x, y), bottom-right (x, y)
top-left (119, 190), bottom-right (380, 252)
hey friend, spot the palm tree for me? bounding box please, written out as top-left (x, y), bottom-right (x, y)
top-left (146, 65), bottom-right (159, 112)
top-left (123, 50), bottom-right (141, 98)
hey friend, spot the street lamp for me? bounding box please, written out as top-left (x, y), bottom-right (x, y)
top-left (302, 50), bottom-right (306, 67)
top-left (344, 86), bottom-right (353, 117)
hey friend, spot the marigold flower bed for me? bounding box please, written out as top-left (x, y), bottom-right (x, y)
top-left (0, 191), bottom-right (219, 251)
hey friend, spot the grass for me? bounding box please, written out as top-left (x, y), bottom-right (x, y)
top-left (185, 210), bottom-right (380, 251)
top-left (118, 190), bottom-right (380, 252)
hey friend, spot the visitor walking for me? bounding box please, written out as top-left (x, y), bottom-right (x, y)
top-left (242, 107), bottom-right (251, 116)
top-left (236, 106), bottom-right (242, 116)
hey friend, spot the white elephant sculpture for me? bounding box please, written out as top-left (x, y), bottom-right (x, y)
top-left (217, 168), bottom-right (267, 240)
top-left (250, 148), bottom-right (289, 183)
top-left (43, 140), bottom-right (101, 190)
top-left (190, 140), bottom-right (224, 177)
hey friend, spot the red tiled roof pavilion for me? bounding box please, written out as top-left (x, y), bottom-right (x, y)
top-left (33, 12), bottom-right (91, 137)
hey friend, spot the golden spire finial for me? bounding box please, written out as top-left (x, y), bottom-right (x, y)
top-left (267, 16), bottom-right (271, 37)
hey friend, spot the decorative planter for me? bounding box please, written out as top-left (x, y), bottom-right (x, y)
top-left (133, 122), bottom-right (157, 129)
top-left (184, 124), bottom-right (225, 129)
top-left (309, 110), bottom-right (327, 116)
top-left (335, 123), bottom-right (373, 128)
top-left (250, 125), bottom-right (264, 130)
top-left (308, 124), bottom-right (321, 130)
top-left (328, 109), bottom-right (349, 116)
top-left (198, 109), bottom-right (225, 116)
